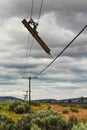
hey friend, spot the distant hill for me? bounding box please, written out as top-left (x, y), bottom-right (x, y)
top-left (0, 96), bottom-right (23, 102)
top-left (34, 97), bottom-right (87, 104)
top-left (34, 99), bottom-right (57, 103)
top-left (57, 97), bottom-right (87, 103)
top-left (0, 96), bottom-right (87, 103)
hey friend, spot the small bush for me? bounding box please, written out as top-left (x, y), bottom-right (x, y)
top-left (0, 114), bottom-right (16, 130)
top-left (31, 124), bottom-right (41, 130)
top-left (33, 109), bottom-right (69, 130)
top-left (69, 116), bottom-right (79, 129)
top-left (31, 101), bottom-right (41, 106)
top-left (0, 105), bottom-right (2, 110)
top-left (47, 105), bottom-right (51, 110)
top-left (14, 105), bottom-right (25, 114)
top-left (9, 100), bottom-right (21, 111)
top-left (17, 114), bottom-right (33, 130)
top-left (71, 123), bottom-right (87, 130)
top-left (82, 117), bottom-right (87, 124)
top-left (63, 108), bottom-right (69, 114)
top-left (71, 107), bottom-right (79, 113)
top-left (9, 101), bottom-right (30, 114)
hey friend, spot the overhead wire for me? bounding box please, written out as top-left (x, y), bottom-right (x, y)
top-left (23, 0), bottom-right (35, 76)
top-left (29, 0), bottom-right (44, 59)
top-left (24, 0), bottom-right (87, 77)
top-left (30, 0), bottom-right (35, 19)
top-left (23, 34), bottom-right (31, 75)
top-left (36, 25), bottom-right (87, 76)
top-left (28, 38), bottom-right (34, 58)
top-left (38, 0), bottom-right (44, 24)
top-left (27, 0), bottom-right (35, 64)
top-left (23, 0), bottom-right (44, 76)
top-left (63, 39), bottom-right (87, 58)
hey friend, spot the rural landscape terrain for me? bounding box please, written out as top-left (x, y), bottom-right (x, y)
top-left (0, 0), bottom-right (87, 130)
top-left (0, 96), bottom-right (87, 130)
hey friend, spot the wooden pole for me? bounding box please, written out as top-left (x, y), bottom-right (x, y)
top-left (22, 19), bottom-right (51, 55)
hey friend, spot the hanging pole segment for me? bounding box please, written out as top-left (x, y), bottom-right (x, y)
top-left (22, 19), bottom-right (51, 55)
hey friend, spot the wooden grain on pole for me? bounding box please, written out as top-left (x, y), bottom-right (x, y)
top-left (22, 19), bottom-right (51, 55)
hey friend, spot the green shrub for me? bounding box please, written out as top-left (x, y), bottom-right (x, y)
top-left (9, 101), bottom-right (30, 114)
top-left (71, 107), bottom-right (79, 113)
top-left (23, 102), bottom-right (30, 113)
top-left (82, 117), bottom-right (87, 124)
top-left (0, 114), bottom-right (17, 130)
top-left (0, 122), bottom-right (7, 130)
top-left (33, 109), bottom-right (68, 130)
top-left (0, 105), bottom-right (2, 110)
top-left (34, 115), bottom-right (69, 130)
top-left (9, 100), bottom-right (21, 111)
top-left (35, 109), bottom-right (58, 119)
top-left (31, 124), bottom-right (41, 130)
top-left (31, 101), bottom-right (41, 106)
top-left (69, 116), bottom-right (79, 129)
top-left (17, 114), bottom-right (34, 130)
top-left (47, 105), bottom-right (51, 110)
top-left (14, 105), bottom-right (25, 114)
top-left (63, 108), bottom-right (69, 114)
top-left (71, 123), bottom-right (87, 130)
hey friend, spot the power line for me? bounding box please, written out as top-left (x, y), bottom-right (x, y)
top-left (23, 33), bottom-right (30, 75)
top-left (23, 0), bottom-right (35, 76)
top-left (23, 37), bottom-right (35, 76)
top-left (30, 0), bottom-right (44, 24)
top-left (30, 0), bottom-right (35, 19)
top-left (36, 25), bottom-right (87, 76)
top-left (28, 38), bottom-right (34, 58)
top-left (38, 0), bottom-right (44, 24)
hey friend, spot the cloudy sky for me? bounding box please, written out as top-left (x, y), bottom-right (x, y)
top-left (0, 0), bottom-right (87, 100)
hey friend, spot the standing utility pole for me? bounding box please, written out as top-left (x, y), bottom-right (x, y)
top-left (29, 76), bottom-right (31, 104)
top-left (22, 76), bottom-right (37, 104)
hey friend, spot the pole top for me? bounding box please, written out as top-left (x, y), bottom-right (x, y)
top-left (21, 76), bottom-right (38, 79)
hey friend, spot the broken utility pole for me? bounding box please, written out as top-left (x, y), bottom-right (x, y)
top-left (22, 19), bottom-right (51, 55)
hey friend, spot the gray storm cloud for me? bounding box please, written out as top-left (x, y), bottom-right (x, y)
top-left (0, 0), bottom-right (87, 99)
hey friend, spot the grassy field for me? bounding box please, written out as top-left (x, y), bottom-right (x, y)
top-left (0, 102), bottom-right (22, 122)
top-left (0, 101), bottom-right (87, 122)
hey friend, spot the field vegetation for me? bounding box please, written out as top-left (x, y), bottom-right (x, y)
top-left (0, 100), bottom-right (87, 130)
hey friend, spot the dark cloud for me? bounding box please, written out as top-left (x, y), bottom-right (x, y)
top-left (0, 0), bottom-right (87, 99)
top-left (54, 86), bottom-right (82, 90)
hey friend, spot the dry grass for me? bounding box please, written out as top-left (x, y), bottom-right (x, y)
top-left (32, 103), bottom-right (87, 121)
top-left (51, 104), bottom-right (87, 121)
top-left (0, 102), bottom-right (87, 122)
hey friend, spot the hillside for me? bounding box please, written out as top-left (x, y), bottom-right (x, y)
top-left (0, 96), bottom-right (22, 102)
top-left (0, 96), bottom-right (87, 103)
top-left (34, 97), bottom-right (87, 103)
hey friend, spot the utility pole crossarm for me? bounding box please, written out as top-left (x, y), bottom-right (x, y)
top-left (22, 19), bottom-right (51, 55)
